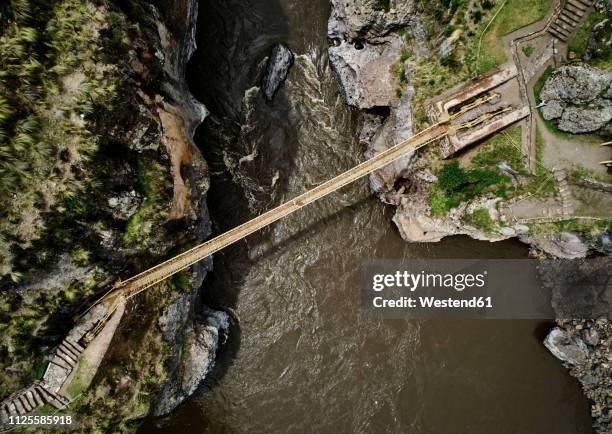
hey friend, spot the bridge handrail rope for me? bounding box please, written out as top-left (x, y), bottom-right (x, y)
top-left (116, 122), bottom-right (448, 296)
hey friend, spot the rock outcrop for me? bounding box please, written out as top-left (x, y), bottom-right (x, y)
top-left (329, 35), bottom-right (404, 109)
top-left (522, 232), bottom-right (590, 259)
top-left (364, 90), bottom-right (415, 197)
top-left (328, 0), bottom-right (415, 43)
top-left (154, 304), bottom-right (229, 416)
top-left (540, 64), bottom-right (612, 134)
top-left (545, 327), bottom-right (589, 365)
top-left (0, 0), bottom-right (227, 428)
top-left (262, 44), bottom-right (294, 101)
top-left (328, 0), bottom-right (414, 109)
top-left (545, 320), bottom-right (612, 432)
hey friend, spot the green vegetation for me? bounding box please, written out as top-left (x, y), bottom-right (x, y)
top-left (170, 270), bottom-right (192, 291)
top-left (522, 44), bottom-right (534, 57)
top-left (553, 218), bottom-right (611, 233)
top-left (0, 272), bottom-right (101, 393)
top-left (65, 356), bottom-right (92, 399)
top-left (0, 0), bottom-right (126, 277)
top-left (124, 159), bottom-right (171, 250)
top-left (530, 218), bottom-right (612, 235)
top-left (410, 0), bottom-right (555, 121)
top-left (472, 0), bottom-right (553, 74)
top-left (429, 160), bottom-right (508, 214)
top-left (429, 127), bottom-right (557, 216)
top-left (570, 165), bottom-right (608, 183)
top-left (568, 10), bottom-right (611, 70)
top-left (463, 208), bottom-right (496, 233)
top-left (533, 65), bottom-right (554, 102)
top-left (69, 281), bottom-right (176, 432)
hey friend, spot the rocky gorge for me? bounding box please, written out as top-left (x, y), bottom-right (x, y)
top-left (0, 0), bottom-right (610, 431)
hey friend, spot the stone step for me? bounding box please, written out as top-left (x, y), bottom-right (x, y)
top-left (38, 387), bottom-right (69, 410)
top-left (1, 405), bottom-right (9, 423)
top-left (574, 0), bottom-right (594, 8)
top-left (552, 20), bottom-right (574, 34)
top-left (564, 2), bottom-right (586, 17)
top-left (56, 348), bottom-right (77, 367)
top-left (60, 341), bottom-right (81, 359)
top-left (24, 390), bottom-right (38, 410)
top-left (20, 394), bottom-right (33, 412)
top-left (558, 12), bottom-right (579, 27)
top-left (550, 24), bottom-right (571, 38)
top-left (560, 8), bottom-right (583, 23)
top-left (31, 388), bottom-right (45, 407)
top-left (50, 357), bottom-right (72, 371)
top-left (64, 338), bottom-right (84, 354)
top-left (13, 398), bottom-right (25, 415)
top-left (566, 0), bottom-right (588, 12)
top-left (548, 29), bottom-right (569, 41)
top-left (6, 402), bottom-right (17, 416)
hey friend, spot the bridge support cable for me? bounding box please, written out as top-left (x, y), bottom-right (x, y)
top-left (117, 123), bottom-right (449, 296)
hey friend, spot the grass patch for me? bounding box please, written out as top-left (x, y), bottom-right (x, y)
top-left (530, 218), bottom-right (612, 235)
top-left (473, 0), bottom-right (554, 73)
top-left (65, 356), bottom-right (94, 399)
top-left (409, 0), bottom-right (556, 119)
top-left (472, 127), bottom-right (527, 174)
top-left (428, 127), bottom-right (559, 216)
top-left (533, 65), bottom-right (554, 102)
top-left (170, 270), bottom-right (192, 292)
top-left (463, 208), bottom-right (496, 233)
top-left (553, 218), bottom-right (612, 233)
top-left (429, 160), bottom-right (509, 215)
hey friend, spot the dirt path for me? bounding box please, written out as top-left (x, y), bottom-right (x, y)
top-left (537, 115), bottom-right (611, 176)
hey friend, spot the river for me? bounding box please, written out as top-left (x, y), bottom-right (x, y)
top-left (139, 0), bottom-right (591, 432)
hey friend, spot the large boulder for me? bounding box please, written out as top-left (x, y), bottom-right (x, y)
top-left (544, 327), bottom-right (589, 365)
top-left (540, 64), bottom-right (612, 133)
top-left (527, 231), bottom-right (589, 259)
top-left (262, 44), bottom-right (294, 101)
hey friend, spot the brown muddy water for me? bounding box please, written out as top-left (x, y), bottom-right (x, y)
top-left (140, 0), bottom-right (591, 432)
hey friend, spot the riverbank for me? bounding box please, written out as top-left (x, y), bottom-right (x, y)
top-left (327, 0), bottom-right (610, 431)
top-left (0, 0), bottom-right (227, 429)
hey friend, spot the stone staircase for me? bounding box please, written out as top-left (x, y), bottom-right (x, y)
top-left (48, 337), bottom-right (84, 372)
top-left (548, 0), bottom-right (594, 42)
top-left (0, 337), bottom-right (84, 423)
top-left (554, 167), bottom-right (575, 216)
top-left (0, 381), bottom-right (70, 423)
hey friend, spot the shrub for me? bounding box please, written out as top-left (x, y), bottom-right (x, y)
top-left (433, 161), bottom-right (508, 214)
top-left (522, 44), bottom-right (534, 57)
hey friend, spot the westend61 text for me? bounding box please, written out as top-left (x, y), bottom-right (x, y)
top-left (372, 296), bottom-right (494, 309)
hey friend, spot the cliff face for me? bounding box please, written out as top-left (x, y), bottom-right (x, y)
top-left (0, 0), bottom-right (224, 429)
